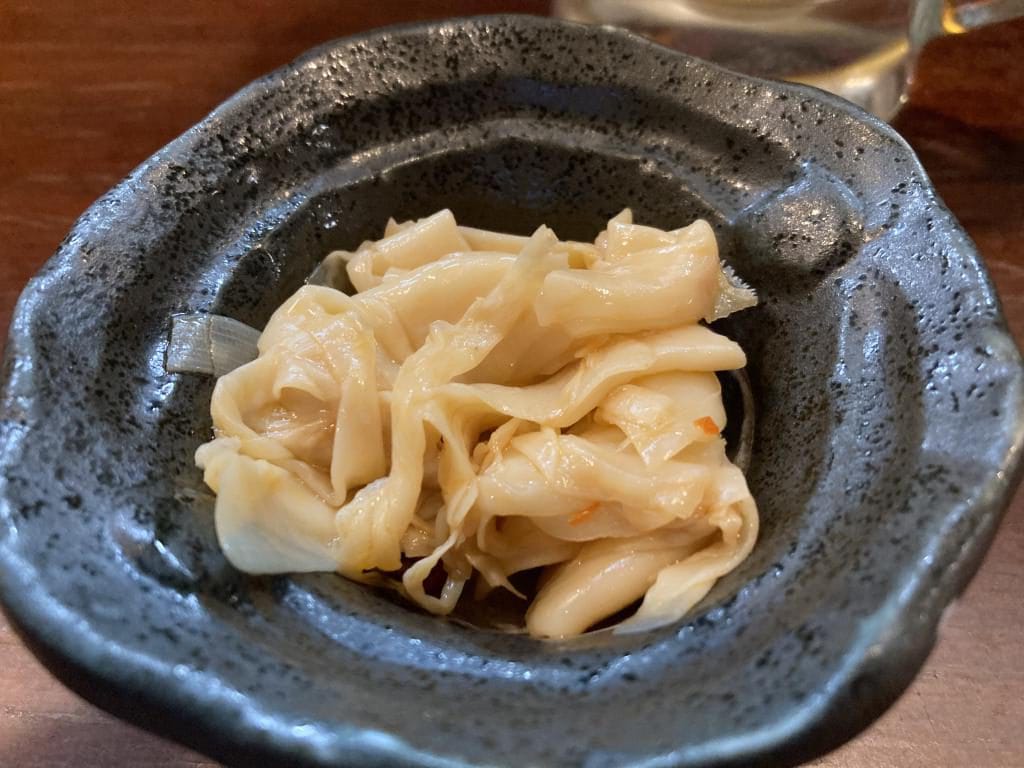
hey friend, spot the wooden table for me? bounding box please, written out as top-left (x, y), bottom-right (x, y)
top-left (1, 2), bottom-right (1021, 766)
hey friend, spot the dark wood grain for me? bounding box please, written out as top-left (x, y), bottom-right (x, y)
top-left (1, 2), bottom-right (1021, 766)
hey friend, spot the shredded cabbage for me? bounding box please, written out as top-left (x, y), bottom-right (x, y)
top-left (196, 209), bottom-right (758, 639)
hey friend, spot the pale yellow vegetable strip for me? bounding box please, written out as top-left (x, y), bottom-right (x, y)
top-left (342, 209), bottom-right (471, 292)
top-left (336, 227), bottom-right (558, 576)
top-left (595, 371), bottom-right (726, 466)
top-left (439, 325), bottom-right (745, 429)
top-left (526, 529), bottom-right (714, 639)
top-left (618, 496), bottom-right (758, 633)
top-left (202, 450), bottom-right (339, 574)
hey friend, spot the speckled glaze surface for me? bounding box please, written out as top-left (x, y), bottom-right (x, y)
top-left (1, 15), bottom-right (1021, 768)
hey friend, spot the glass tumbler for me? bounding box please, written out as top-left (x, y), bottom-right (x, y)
top-left (551, 0), bottom-right (1024, 120)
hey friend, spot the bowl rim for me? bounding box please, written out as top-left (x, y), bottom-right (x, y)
top-left (2, 13), bottom-right (1023, 768)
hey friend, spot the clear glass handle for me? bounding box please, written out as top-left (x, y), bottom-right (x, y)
top-left (553, 0), bottom-right (1024, 120)
top-left (951, 0), bottom-right (1024, 30)
top-left (913, 1), bottom-right (1023, 48)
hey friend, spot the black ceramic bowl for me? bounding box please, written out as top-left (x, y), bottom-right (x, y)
top-left (1, 15), bottom-right (1021, 768)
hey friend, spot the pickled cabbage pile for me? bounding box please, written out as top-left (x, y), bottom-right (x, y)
top-left (195, 209), bottom-right (759, 638)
